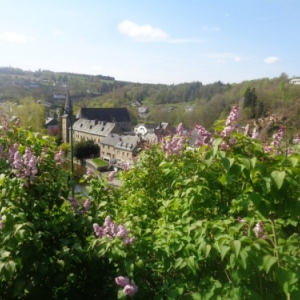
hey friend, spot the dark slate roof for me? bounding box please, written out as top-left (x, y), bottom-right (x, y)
top-left (77, 108), bottom-right (131, 123)
top-left (45, 118), bottom-right (59, 126)
top-left (72, 118), bottom-right (121, 137)
top-left (114, 135), bottom-right (139, 151)
top-left (101, 133), bottom-right (123, 146)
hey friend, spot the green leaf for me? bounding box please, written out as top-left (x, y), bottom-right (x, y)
top-left (288, 156), bottom-right (298, 167)
top-left (230, 240), bottom-right (241, 257)
top-left (270, 170), bottom-right (286, 189)
top-left (221, 157), bottom-right (235, 171)
top-left (239, 158), bottom-right (251, 170)
top-left (250, 157), bottom-right (257, 168)
top-left (262, 255), bottom-right (277, 273)
top-left (191, 292), bottom-right (202, 300)
top-left (220, 245), bottom-right (230, 260)
top-left (202, 244), bottom-right (211, 258)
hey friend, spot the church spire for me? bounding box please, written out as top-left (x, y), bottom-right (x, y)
top-left (64, 90), bottom-right (73, 115)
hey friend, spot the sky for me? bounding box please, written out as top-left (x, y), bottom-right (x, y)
top-left (0, 0), bottom-right (299, 85)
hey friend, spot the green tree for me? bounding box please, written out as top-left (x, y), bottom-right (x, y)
top-left (243, 87), bottom-right (257, 118)
top-left (12, 97), bottom-right (46, 132)
top-left (74, 140), bottom-right (99, 160)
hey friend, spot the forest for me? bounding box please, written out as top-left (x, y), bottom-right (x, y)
top-left (0, 67), bottom-right (300, 135)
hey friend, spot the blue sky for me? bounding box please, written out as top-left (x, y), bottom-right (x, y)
top-left (0, 0), bottom-right (299, 84)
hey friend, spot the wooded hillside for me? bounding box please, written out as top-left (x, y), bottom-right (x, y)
top-left (0, 67), bottom-right (299, 134)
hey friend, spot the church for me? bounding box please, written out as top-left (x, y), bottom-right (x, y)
top-left (62, 92), bottom-right (131, 146)
top-left (61, 93), bottom-right (142, 165)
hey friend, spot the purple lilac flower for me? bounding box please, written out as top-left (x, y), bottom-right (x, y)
top-left (1, 116), bottom-right (9, 132)
top-left (251, 128), bottom-right (259, 139)
top-left (8, 143), bottom-right (19, 163)
top-left (293, 134), bottom-right (300, 144)
top-left (176, 123), bottom-right (184, 136)
top-left (83, 199), bottom-right (91, 211)
top-left (115, 276), bottom-right (130, 287)
top-left (221, 105), bottom-right (239, 137)
top-left (271, 127), bottom-right (285, 147)
top-left (123, 282), bottom-right (138, 297)
top-left (69, 197), bottom-right (79, 212)
top-left (93, 216), bottom-right (135, 244)
top-left (86, 168), bottom-right (93, 178)
top-left (108, 171), bottom-right (115, 181)
top-left (253, 221), bottom-right (267, 239)
top-left (194, 124), bottom-right (212, 146)
top-left (54, 149), bottom-right (65, 166)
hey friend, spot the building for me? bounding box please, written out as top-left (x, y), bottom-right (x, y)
top-left (72, 119), bottom-right (122, 146)
top-left (100, 134), bottom-right (141, 165)
top-left (76, 107), bottom-right (131, 131)
top-left (289, 78), bottom-right (300, 85)
top-left (45, 117), bottom-right (59, 135)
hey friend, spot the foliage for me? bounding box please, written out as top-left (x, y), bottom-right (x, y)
top-left (74, 140), bottom-right (100, 160)
top-left (0, 117), bottom-right (116, 299)
top-left (85, 108), bottom-right (300, 299)
top-left (11, 97), bottom-right (46, 132)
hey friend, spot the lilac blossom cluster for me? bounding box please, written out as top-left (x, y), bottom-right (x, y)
top-left (93, 216), bottom-right (135, 245)
top-left (251, 127), bottom-right (259, 139)
top-left (1, 116), bottom-right (9, 132)
top-left (293, 134), bottom-right (300, 144)
top-left (69, 197), bottom-right (79, 213)
top-left (86, 168), bottom-right (94, 179)
top-left (159, 123), bottom-right (186, 155)
top-left (107, 171), bottom-right (115, 181)
top-left (221, 105), bottom-right (239, 137)
top-left (194, 124), bottom-right (213, 147)
top-left (83, 199), bottom-right (91, 211)
top-left (54, 149), bottom-right (65, 166)
top-left (253, 221), bottom-right (268, 239)
top-left (11, 147), bottom-right (38, 180)
top-left (271, 127), bottom-right (285, 147)
top-left (115, 276), bottom-right (138, 297)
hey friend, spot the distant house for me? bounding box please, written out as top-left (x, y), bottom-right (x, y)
top-left (185, 105), bottom-right (194, 112)
top-left (131, 100), bottom-right (142, 107)
top-left (45, 117), bottom-right (59, 135)
top-left (289, 78), bottom-right (300, 85)
top-left (53, 94), bottom-right (66, 100)
top-left (138, 106), bottom-right (148, 114)
top-left (134, 122), bottom-right (172, 143)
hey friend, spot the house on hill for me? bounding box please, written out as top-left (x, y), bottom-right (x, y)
top-left (100, 134), bottom-right (141, 164)
top-left (45, 117), bottom-right (59, 135)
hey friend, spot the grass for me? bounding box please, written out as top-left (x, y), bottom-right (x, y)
top-left (92, 158), bottom-right (109, 167)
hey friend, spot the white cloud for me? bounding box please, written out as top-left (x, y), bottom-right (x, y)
top-left (234, 56), bottom-right (242, 62)
top-left (0, 31), bottom-right (34, 43)
top-left (118, 20), bottom-right (203, 44)
top-left (118, 20), bottom-right (169, 41)
top-left (264, 56), bottom-right (280, 64)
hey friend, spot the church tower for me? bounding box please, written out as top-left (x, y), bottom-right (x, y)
top-left (62, 91), bottom-right (73, 143)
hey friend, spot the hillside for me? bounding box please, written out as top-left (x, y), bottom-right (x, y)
top-left (0, 67), bottom-right (300, 136)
